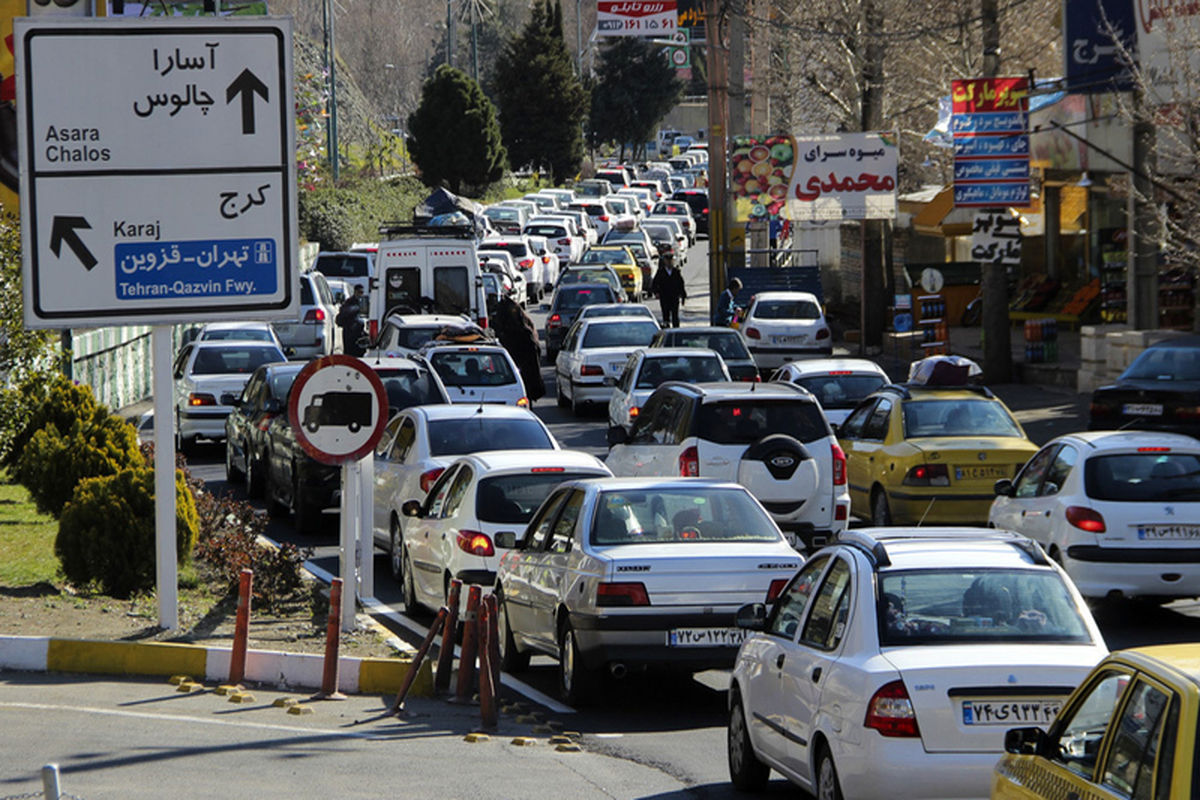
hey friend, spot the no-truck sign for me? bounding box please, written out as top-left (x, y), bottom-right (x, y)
top-left (287, 355), bottom-right (389, 465)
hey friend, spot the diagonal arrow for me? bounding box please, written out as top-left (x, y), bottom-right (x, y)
top-left (226, 68), bottom-right (269, 135)
top-left (50, 216), bottom-right (96, 271)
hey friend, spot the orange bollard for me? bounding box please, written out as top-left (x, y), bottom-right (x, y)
top-left (478, 597), bottom-right (498, 730)
top-left (434, 579), bottom-right (462, 694)
top-left (455, 585), bottom-right (482, 703)
top-left (390, 607), bottom-right (447, 714)
top-left (229, 569), bottom-right (253, 685)
top-left (313, 578), bottom-right (346, 700)
top-left (485, 595), bottom-right (501, 695)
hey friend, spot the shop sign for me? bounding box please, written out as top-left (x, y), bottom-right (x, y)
top-left (952, 77), bottom-right (1030, 209)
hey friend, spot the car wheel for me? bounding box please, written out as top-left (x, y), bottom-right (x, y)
top-left (401, 546), bottom-right (421, 612)
top-left (728, 691), bottom-right (769, 791)
top-left (816, 745), bottom-right (843, 800)
top-left (558, 621), bottom-right (597, 705)
top-left (871, 488), bottom-right (893, 526)
top-left (556, 380), bottom-right (569, 409)
top-left (496, 593), bottom-right (531, 673)
top-left (175, 414), bottom-right (193, 457)
top-left (224, 439), bottom-right (244, 483)
top-left (245, 452), bottom-right (265, 499)
top-left (389, 519), bottom-right (404, 585)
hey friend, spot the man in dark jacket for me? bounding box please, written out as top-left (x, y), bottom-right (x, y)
top-left (336, 285), bottom-right (367, 356)
top-left (651, 254), bottom-right (686, 328)
top-left (491, 296), bottom-right (546, 401)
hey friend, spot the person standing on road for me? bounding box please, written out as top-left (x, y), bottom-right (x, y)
top-left (652, 254), bottom-right (686, 328)
top-left (713, 277), bottom-right (742, 327)
top-left (336, 284), bottom-right (367, 357)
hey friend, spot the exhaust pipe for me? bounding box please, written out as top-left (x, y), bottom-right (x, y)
top-left (609, 663), bottom-right (628, 680)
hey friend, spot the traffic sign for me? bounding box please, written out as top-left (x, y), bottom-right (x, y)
top-left (667, 28), bottom-right (690, 69)
top-left (15, 17), bottom-right (298, 328)
top-left (287, 355), bottom-right (388, 466)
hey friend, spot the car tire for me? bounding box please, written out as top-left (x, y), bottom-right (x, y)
top-left (871, 488), bottom-right (893, 526)
top-left (556, 381), bottom-right (569, 409)
top-left (401, 546), bottom-right (421, 613)
top-left (224, 439), bottom-right (244, 483)
top-left (175, 414), bottom-right (193, 457)
top-left (816, 745), bottom-right (843, 800)
top-left (496, 593), bottom-right (531, 673)
top-left (557, 622), bottom-right (597, 705)
top-left (728, 691), bottom-right (770, 791)
top-left (245, 452), bottom-right (265, 499)
top-left (389, 519), bottom-right (404, 585)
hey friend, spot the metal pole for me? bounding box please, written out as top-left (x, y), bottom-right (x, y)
top-left (706, 0), bottom-right (728, 316)
top-left (152, 325), bottom-right (178, 630)
top-left (979, 0), bottom-right (1012, 382)
top-left (339, 461), bottom-right (358, 632)
top-left (358, 453), bottom-right (375, 600)
top-left (41, 764), bottom-right (61, 800)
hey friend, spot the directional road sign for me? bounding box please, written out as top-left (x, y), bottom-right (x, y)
top-left (15, 17), bottom-right (297, 328)
top-left (287, 355), bottom-right (389, 466)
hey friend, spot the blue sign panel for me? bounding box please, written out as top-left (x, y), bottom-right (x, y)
top-left (949, 111), bottom-right (1028, 134)
top-left (953, 134), bottom-right (1030, 157)
top-left (954, 158), bottom-right (1031, 182)
top-left (115, 238), bottom-right (278, 300)
top-left (1064, 0), bottom-right (1136, 93)
top-left (954, 183), bottom-right (1032, 208)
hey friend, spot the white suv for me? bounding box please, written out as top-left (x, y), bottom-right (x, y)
top-left (605, 381), bottom-right (850, 550)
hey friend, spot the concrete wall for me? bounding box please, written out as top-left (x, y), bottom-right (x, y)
top-left (1076, 325), bottom-right (1190, 393)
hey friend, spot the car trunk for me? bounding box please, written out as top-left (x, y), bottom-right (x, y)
top-left (602, 543), bottom-right (801, 607)
top-left (881, 643), bottom-right (1101, 753)
top-left (192, 375), bottom-right (254, 409)
top-left (908, 437), bottom-right (1035, 490)
top-left (1090, 381), bottom-right (1200, 430)
top-left (586, 346), bottom-right (644, 381)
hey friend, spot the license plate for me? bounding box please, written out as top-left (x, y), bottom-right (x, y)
top-left (667, 627), bottom-right (748, 647)
top-left (771, 335), bottom-right (806, 345)
top-left (955, 465), bottom-right (1009, 480)
top-left (1123, 403), bottom-right (1164, 416)
top-left (962, 699), bottom-right (1062, 726)
top-left (1137, 524), bottom-right (1200, 539)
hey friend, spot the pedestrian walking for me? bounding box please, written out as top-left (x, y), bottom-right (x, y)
top-left (713, 277), bottom-right (743, 327)
top-left (491, 296), bottom-right (546, 401)
top-left (651, 254), bottom-right (686, 328)
top-left (336, 284), bottom-right (367, 357)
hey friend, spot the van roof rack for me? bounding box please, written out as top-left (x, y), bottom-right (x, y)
top-left (378, 222), bottom-right (477, 239)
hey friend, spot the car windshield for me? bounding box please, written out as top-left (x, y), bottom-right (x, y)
top-left (201, 328), bottom-right (274, 342)
top-left (580, 305), bottom-right (651, 319)
top-left (1120, 345), bottom-right (1200, 381)
top-left (637, 356), bottom-right (725, 388)
top-left (582, 322), bottom-right (659, 348)
top-left (426, 418), bottom-right (553, 456)
top-left (664, 331), bottom-right (751, 360)
top-left (383, 324), bottom-right (441, 352)
top-left (191, 346), bottom-right (282, 375)
top-left (902, 399), bottom-right (1023, 438)
top-left (754, 299), bottom-right (821, 320)
top-left (590, 486), bottom-right (782, 545)
top-left (697, 400), bottom-right (830, 444)
top-left (371, 368), bottom-right (445, 411)
top-left (878, 568), bottom-right (1093, 646)
top-left (556, 287), bottom-right (614, 311)
top-left (794, 374), bottom-right (888, 410)
top-left (1085, 452), bottom-right (1200, 501)
top-left (477, 471), bottom-right (603, 524)
top-left (429, 351), bottom-right (516, 387)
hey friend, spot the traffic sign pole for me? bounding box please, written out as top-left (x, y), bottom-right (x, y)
top-left (152, 326), bottom-right (178, 630)
top-left (339, 460), bottom-right (359, 633)
top-left (358, 453), bottom-right (375, 601)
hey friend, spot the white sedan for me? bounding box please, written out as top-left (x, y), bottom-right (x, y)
top-left (172, 339), bottom-right (286, 454)
top-left (607, 348), bottom-right (730, 432)
top-left (418, 342), bottom-right (528, 407)
top-left (740, 291), bottom-right (833, 368)
top-left (769, 357), bottom-right (890, 429)
top-left (989, 430), bottom-right (1200, 601)
top-left (554, 317), bottom-right (661, 415)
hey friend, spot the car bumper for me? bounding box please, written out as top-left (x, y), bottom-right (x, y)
top-left (178, 408), bottom-right (232, 441)
top-left (748, 345), bottom-right (833, 369)
top-left (830, 734), bottom-right (996, 800)
top-left (570, 610), bottom-right (743, 670)
top-left (877, 490), bottom-right (996, 526)
top-left (1062, 545), bottom-right (1200, 598)
top-left (570, 380), bottom-right (615, 405)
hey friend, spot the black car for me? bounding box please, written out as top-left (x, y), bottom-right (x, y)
top-left (1089, 335), bottom-right (1200, 438)
top-left (224, 361), bottom-right (307, 498)
top-left (650, 326), bottom-right (760, 382)
top-left (544, 282), bottom-right (620, 362)
top-left (672, 189), bottom-right (709, 236)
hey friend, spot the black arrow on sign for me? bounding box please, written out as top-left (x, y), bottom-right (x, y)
top-left (50, 216), bottom-right (96, 271)
top-left (226, 68), bottom-right (269, 135)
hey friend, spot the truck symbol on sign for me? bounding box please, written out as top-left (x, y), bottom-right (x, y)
top-left (303, 392), bottom-right (373, 433)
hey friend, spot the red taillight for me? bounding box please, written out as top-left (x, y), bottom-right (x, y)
top-left (1089, 402), bottom-right (1116, 417)
top-left (903, 463), bottom-right (950, 486)
top-left (1174, 407), bottom-right (1200, 420)
top-left (419, 467), bottom-right (445, 493)
top-left (479, 316), bottom-right (489, 329)
top-left (679, 445), bottom-right (699, 477)
top-left (581, 364), bottom-right (603, 376)
top-left (530, 466), bottom-right (565, 473)
top-left (256, 414), bottom-right (276, 431)
top-left (518, 258), bottom-right (535, 270)
top-left (597, 582), bottom-right (650, 606)
top-left (600, 215), bottom-right (610, 222)
top-left (456, 529), bottom-right (495, 557)
top-left (835, 504), bottom-right (848, 520)
top-left (188, 392), bottom-right (217, 407)
top-left (303, 308), bottom-right (326, 323)
top-left (865, 680), bottom-right (920, 738)
top-left (1066, 505), bottom-right (1106, 533)
top-left (828, 370), bottom-right (853, 375)
top-left (369, 319), bottom-right (379, 340)
top-left (766, 579), bottom-right (789, 602)
top-left (629, 406), bottom-right (640, 419)
top-left (558, 238), bottom-right (571, 245)
top-left (816, 328), bottom-right (830, 340)
top-left (1137, 446), bottom-right (1171, 452)
top-left (831, 443), bottom-right (847, 486)
top-left (745, 327), bottom-right (761, 340)
top-left (548, 313), bottom-right (562, 329)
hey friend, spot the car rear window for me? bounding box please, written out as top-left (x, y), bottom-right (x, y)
top-left (556, 286), bottom-right (615, 311)
top-left (794, 374), bottom-right (887, 410)
top-left (665, 331), bottom-right (750, 360)
top-left (371, 368), bottom-right (446, 411)
top-left (486, 207), bottom-right (519, 220)
top-left (580, 305), bottom-right (651, 319)
top-left (1120, 345), bottom-right (1200, 381)
top-left (314, 254), bottom-right (369, 279)
top-left (582, 322), bottom-right (659, 348)
top-left (697, 399), bottom-right (830, 444)
top-left (192, 346), bottom-right (282, 375)
top-left (426, 418), bottom-right (553, 456)
top-left (200, 328), bottom-right (274, 342)
top-left (526, 225), bottom-right (566, 238)
top-left (902, 399), bottom-right (1023, 438)
top-left (429, 350), bottom-right (516, 387)
top-left (300, 276), bottom-right (316, 305)
top-left (590, 486), bottom-right (782, 545)
top-left (1084, 452), bottom-right (1200, 501)
top-left (582, 250), bottom-right (628, 265)
top-left (477, 471), bottom-right (603, 524)
top-left (753, 299), bottom-right (821, 320)
top-left (637, 356), bottom-right (725, 388)
top-left (878, 569), bottom-right (1093, 646)
top-left (487, 242), bottom-right (530, 258)
top-left (383, 324), bottom-right (442, 352)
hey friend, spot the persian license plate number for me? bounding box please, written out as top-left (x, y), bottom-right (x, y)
top-left (1122, 403), bottom-right (1163, 416)
top-left (667, 627), bottom-right (748, 647)
top-left (771, 335), bottom-right (807, 345)
top-left (1137, 524), bottom-right (1200, 539)
top-left (955, 465), bottom-right (1009, 480)
top-left (962, 699), bottom-right (1062, 726)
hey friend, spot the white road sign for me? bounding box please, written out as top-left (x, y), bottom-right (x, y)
top-left (15, 17), bottom-right (298, 328)
top-left (287, 355), bottom-right (388, 466)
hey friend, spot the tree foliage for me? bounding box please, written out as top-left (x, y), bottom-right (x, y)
top-left (493, 0), bottom-right (589, 182)
top-left (589, 37), bottom-right (685, 161)
top-left (408, 65), bottom-right (508, 195)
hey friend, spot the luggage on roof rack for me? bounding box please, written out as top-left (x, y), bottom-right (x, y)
top-left (377, 222), bottom-right (476, 239)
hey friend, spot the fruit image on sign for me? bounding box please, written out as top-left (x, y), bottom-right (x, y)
top-left (730, 134), bottom-right (796, 220)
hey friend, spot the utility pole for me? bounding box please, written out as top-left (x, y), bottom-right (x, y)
top-left (1129, 88), bottom-right (1160, 329)
top-left (447, 0), bottom-right (456, 68)
top-left (706, 0), bottom-right (729, 314)
top-left (978, 0), bottom-right (1010, 382)
top-left (859, 0), bottom-right (886, 352)
top-left (323, 0), bottom-right (339, 181)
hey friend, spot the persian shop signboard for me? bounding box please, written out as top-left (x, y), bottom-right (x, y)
top-left (597, 0), bottom-right (677, 37)
top-left (951, 77), bottom-right (1031, 208)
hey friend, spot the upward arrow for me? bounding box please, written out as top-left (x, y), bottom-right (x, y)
top-left (50, 216), bottom-right (96, 272)
top-left (226, 68), bottom-right (269, 135)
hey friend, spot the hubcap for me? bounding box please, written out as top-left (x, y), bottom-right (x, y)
top-left (497, 603), bottom-right (509, 659)
top-left (561, 629), bottom-right (576, 692)
top-left (818, 757), bottom-right (836, 800)
top-left (390, 528), bottom-right (402, 579)
top-left (729, 706), bottom-right (747, 772)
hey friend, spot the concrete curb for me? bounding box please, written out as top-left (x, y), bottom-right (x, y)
top-left (0, 634), bottom-right (434, 696)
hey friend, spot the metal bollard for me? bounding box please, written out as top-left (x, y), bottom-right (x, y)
top-left (434, 579), bottom-right (462, 694)
top-left (229, 569), bottom-right (253, 685)
top-left (477, 598), bottom-right (497, 730)
top-left (455, 585), bottom-right (482, 703)
top-left (390, 607), bottom-right (447, 714)
top-left (41, 763), bottom-right (60, 800)
top-left (313, 578), bottom-right (346, 700)
top-left (485, 594), bottom-right (501, 694)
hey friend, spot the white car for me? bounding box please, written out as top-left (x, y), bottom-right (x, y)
top-left (523, 219), bottom-right (583, 266)
top-left (988, 430), bottom-right (1200, 601)
top-left (650, 200), bottom-right (697, 245)
top-left (554, 316), bottom-right (661, 415)
top-left (396, 450), bottom-right (612, 613)
top-left (371, 404), bottom-right (560, 585)
top-left (370, 313), bottom-right (481, 358)
top-left (417, 341), bottom-right (528, 407)
top-left (194, 321), bottom-right (284, 350)
top-left (494, 478), bottom-right (805, 704)
top-left (539, 188), bottom-right (576, 208)
top-left (575, 303), bottom-right (657, 324)
top-left (604, 195), bottom-right (641, 226)
top-left (271, 271), bottom-right (338, 359)
top-left (567, 200), bottom-right (613, 239)
top-left (523, 192), bottom-right (561, 213)
top-left (482, 204), bottom-right (528, 236)
top-left (616, 187), bottom-right (655, 216)
top-left (740, 291), bottom-right (833, 369)
top-left (172, 339), bottom-right (286, 453)
top-left (524, 234), bottom-right (561, 294)
top-left (607, 348), bottom-right (730, 432)
top-left (476, 249), bottom-right (528, 305)
top-left (643, 216), bottom-right (689, 265)
top-left (727, 528), bottom-right (1108, 800)
top-left (605, 381), bottom-right (850, 551)
top-left (480, 236), bottom-right (545, 303)
top-left (529, 214), bottom-right (591, 259)
top-left (770, 357), bottom-right (891, 429)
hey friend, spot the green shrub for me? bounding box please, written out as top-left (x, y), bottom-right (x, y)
top-left (297, 176), bottom-right (430, 249)
top-left (0, 374), bottom-right (96, 470)
top-left (55, 467), bottom-right (198, 599)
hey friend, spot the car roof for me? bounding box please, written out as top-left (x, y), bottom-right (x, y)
top-left (658, 326), bottom-right (736, 336)
top-left (1053, 430), bottom-right (1200, 451)
top-left (752, 291), bottom-right (821, 302)
top-left (190, 340), bottom-right (282, 352)
top-left (408, 404), bottom-right (542, 421)
top-left (359, 356), bottom-right (427, 370)
top-left (559, 476), bottom-right (752, 493)
top-left (659, 380), bottom-right (808, 400)
top-left (382, 313), bottom-right (469, 327)
top-left (1110, 645), bottom-right (1200, 690)
top-left (579, 316), bottom-right (657, 328)
top-left (201, 321), bottom-right (272, 331)
top-left (464, 449), bottom-right (609, 473)
top-left (643, 347), bottom-right (722, 359)
top-left (1148, 335), bottom-right (1200, 349)
top-left (782, 358), bottom-right (888, 376)
top-left (837, 528), bottom-right (1052, 571)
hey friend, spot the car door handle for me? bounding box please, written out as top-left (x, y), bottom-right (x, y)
top-left (775, 654), bottom-right (785, 669)
top-left (812, 667), bottom-right (822, 682)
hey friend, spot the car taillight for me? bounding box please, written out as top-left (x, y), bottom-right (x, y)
top-left (1089, 402), bottom-right (1115, 417)
top-left (597, 582), bottom-right (650, 606)
top-left (1174, 406), bottom-right (1200, 420)
top-left (303, 308), bottom-right (326, 323)
top-left (903, 464), bottom-right (950, 486)
top-left (865, 680), bottom-right (920, 738)
top-left (831, 443), bottom-right (847, 486)
top-left (629, 406), bottom-right (639, 419)
top-left (600, 215), bottom-right (610, 222)
top-left (816, 328), bottom-right (830, 340)
top-left (581, 364), bottom-right (603, 376)
top-left (766, 579), bottom-right (789, 602)
top-left (517, 396), bottom-right (529, 407)
top-left (256, 414), bottom-right (276, 431)
top-left (542, 256), bottom-right (551, 264)
top-left (369, 319), bottom-right (378, 340)
top-left (558, 238), bottom-right (571, 245)
top-left (835, 504), bottom-right (848, 520)
top-left (1066, 505), bottom-right (1106, 533)
top-left (479, 316), bottom-right (489, 329)
top-left (548, 313), bottom-right (562, 329)
top-left (455, 529), bottom-right (495, 557)
top-left (419, 467), bottom-right (445, 493)
top-left (745, 327), bottom-right (761, 340)
top-left (188, 392), bottom-right (217, 406)
top-left (679, 445), bottom-right (699, 477)
top-left (518, 258), bottom-right (534, 270)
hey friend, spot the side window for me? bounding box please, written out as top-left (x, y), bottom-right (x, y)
top-left (548, 491), bottom-right (584, 554)
top-left (526, 490), bottom-right (568, 550)
top-left (376, 416), bottom-right (403, 457)
top-left (839, 399), bottom-right (877, 440)
top-left (1041, 445), bottom-right (1079, 496)
top-left (650, 394), bottom-right (683, 445)
top-left (1051, 671), bottom-right (1130, 779)
top-left (862, 397), bottom-right (892, 441)
top-left (433, 266), bottom-right (469, 315)
top-left (173, 345), bottom-right (192, 379)
top-left (440, 466), bottom-right (473, 518)
top-left (800, 558), bottom-right (852, 650)
top-left (1014, 445), bottom-right (1059, 498)
top-left (240, 373), bottom-right (263, 407)
top-left (390, 418), bottom-right (417, 462)
top-left (422, 465), bottom-right (460, 518)
top-left (1101, 680), bottom-right (1174, 800)
top-left (767, 555), bottom-right (829, 638)
top-left (668, 395), bottom-right (694, 444)
top-left (630, 394), bottom-right (665, 443)
top-left (618, 357), bottom-right (636, 392)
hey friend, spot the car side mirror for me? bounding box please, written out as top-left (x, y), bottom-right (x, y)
top-left (402, 499), bottom-right (423, 518)
top-left (734, 603), bottom-right (768, 631)
top-left (994, 478), bottom-right (1015, 497)
top-left (494, 531), bottom-right (518, 549)
top-left (1004, 726), bottom-right (1049, 756)
top-left (220, 392), bottom-right (240, 406)
top-left (284, 346), bottom-right (296, 357)
top-left (606, 425), bottom-right (629, 447)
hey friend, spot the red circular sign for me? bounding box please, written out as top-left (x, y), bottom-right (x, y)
top-left (287, 354), bottom-right (389, 465)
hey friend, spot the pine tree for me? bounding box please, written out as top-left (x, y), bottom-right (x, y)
top-left (407, 65), bottom-right (508, 195)
top-left (588, 37), bottom-right (684, 162)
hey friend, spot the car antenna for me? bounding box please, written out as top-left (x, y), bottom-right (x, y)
top-left (917, 496), bottom-right (937, 527)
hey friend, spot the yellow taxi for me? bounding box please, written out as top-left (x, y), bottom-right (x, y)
top-left (838, 382), bottom-right (1038, 525)
top-left (580, 245), bottom-right (642, 302)
top-left (993, 644), bottom-right (1200, 799)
